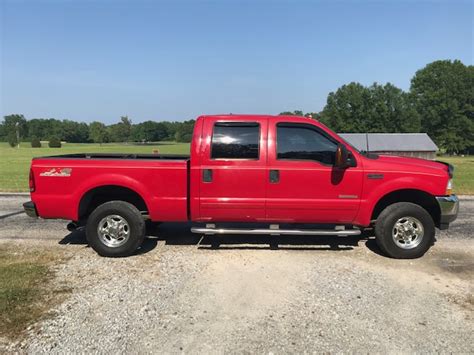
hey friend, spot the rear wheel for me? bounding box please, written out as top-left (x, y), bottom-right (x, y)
top-left (375, 202), bottom-right (435, 259)
top-left (86, 201), bottom-right (145, 257)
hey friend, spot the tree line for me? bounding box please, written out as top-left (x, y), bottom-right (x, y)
top-left (281, 60), bottom-right (473, 154)
top-left (0, 115), bottom-right (195, 146)
top-left (1, 60), bottom-right (472, 153)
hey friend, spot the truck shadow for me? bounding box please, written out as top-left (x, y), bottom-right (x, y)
top-left (59, 223), bottom-right (382, 255)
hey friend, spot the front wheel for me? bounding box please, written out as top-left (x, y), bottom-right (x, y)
top-left (374, 202), bottom-right (435, 259)
top-left (86, 201), bottom-right (146, 257)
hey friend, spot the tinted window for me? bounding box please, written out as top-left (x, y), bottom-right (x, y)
top-left (277, 124), bottom-right (337, 165)
top-left (211, 123), bottom-right (260, 159)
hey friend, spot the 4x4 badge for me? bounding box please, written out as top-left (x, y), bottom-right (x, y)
top-left (40, 168), bottom-right (72, 177)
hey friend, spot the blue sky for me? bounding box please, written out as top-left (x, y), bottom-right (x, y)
top-left (1, 0), bottom-right (472, 123)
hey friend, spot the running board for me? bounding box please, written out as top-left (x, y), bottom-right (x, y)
top-left (191, 226), bottom-right (361, 236)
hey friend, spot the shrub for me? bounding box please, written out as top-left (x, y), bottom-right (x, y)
top-left (7, 132), bottom-right (17, 147)
top-left (31, 136), bottom-right (42, 148)
top-left (48, 136), bottom-right (61, 148)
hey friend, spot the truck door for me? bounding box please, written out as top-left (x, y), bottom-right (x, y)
top-left (198, 117), bottom-right (268, 222)
top-left (266, 120), bottom-right (363, 223)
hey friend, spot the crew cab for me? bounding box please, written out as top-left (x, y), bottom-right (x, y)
top-left (24, 114), bottom-right (459, 258)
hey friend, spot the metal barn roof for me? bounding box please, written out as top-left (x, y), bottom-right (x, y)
top-left (339, 133), bottom-right (438, 152)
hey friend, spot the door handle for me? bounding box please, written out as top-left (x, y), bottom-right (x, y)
top-left (203, 169), bottom-right (213, 182)
top-left (269, 170), bottom-right (280, 183)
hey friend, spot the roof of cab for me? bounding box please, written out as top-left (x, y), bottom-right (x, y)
top-left (199, 114), bottom-right (317, 122)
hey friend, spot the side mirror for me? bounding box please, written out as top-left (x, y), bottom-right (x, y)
top-left (335, 144), bottom-right (349, 168)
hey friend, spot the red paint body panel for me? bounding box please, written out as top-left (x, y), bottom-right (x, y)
top-left (266, 116), bottom-right (363, 223)
top-left (355, 155), bottom-right (449, 225)
top-left (31, 159), bottom-right (188, 221)
top-left (197, 116), bottom-right (269, 222)
top-left (30, 114), bottom-right (451, 227)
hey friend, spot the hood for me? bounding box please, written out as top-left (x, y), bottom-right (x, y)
top-left (375, 155), bottom-right (451, 176)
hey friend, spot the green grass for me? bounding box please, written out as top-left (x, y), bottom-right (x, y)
top-left (438, 156), bottom-right (474, 195)
top-left (0, 142), bottom-right (472, 194)
top-left (0, 142), bottom-right (190, 192)
top-left (0, 247), bottom-right (68, 339)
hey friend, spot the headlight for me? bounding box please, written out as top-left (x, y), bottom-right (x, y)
top-left (446, 179), bottom-right (453, 195)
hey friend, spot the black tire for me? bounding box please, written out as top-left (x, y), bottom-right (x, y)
top-left (86, 201), bottom-right (145, 257)
top-left (374, 202), bottom-right (435, 259)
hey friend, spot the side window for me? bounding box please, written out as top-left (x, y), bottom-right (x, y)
top-left (211, 122), bottom-right (260, 159)
top-left (277, 124), bottom-right (337, 165)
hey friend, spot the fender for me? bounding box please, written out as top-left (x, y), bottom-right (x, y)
top-left (73, 173), bottom-right (151, 221)
top-left (355, 174), bottom-right (442, 226)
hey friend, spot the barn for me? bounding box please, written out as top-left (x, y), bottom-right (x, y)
top-left (339, 133), bottom-right (439, 160)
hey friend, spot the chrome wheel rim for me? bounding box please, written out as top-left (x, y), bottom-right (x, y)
top-left (97, 215), bottom-right (130, 248)
top-left (392, 216), bottom-right (424, 249)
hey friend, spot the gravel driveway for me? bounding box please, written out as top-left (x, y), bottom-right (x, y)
top-left (1, 195), bottom-right (473, 353)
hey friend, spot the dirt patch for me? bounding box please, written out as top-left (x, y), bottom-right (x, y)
top-left (445, 293), bottom-right (474, 315)
top-left (0, 245), bottom-right (70, 343)
top-left (432, 249), bottom-right (474, 278)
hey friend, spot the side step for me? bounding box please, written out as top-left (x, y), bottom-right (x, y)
top-left (191, 225), bottom-right (361, 236)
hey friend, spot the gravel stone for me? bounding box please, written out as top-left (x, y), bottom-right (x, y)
top-left (0, 196), bottom-right (472, 353)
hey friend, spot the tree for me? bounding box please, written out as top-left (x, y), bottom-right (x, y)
top-left (61, 120), bottom-right (89, 143)
top-left (368, 83), bottom-right (420, 133)
top-left (2, 114), bottom-right (27, 146)
top-left (131, 121), bottom-right (168, 142)
top-left (108, 116), bottom-right (133, 142)
top-left (410, 60), bottom-right (474, 153)
top-left (89, 121), bottom-right (109, 145)
top-left (0, 122), bottom-right (5, 140)
top-left (27, 118), bottom-right (48, 140)
top-left (320, 82), bottom-right (420, 133)
top-left (120, 116), bottom-right (132, 141)
top-left (162, 121), bottom-right (182, 141)
top-left (27, 118), bottom-right (63, 141)
top-left (279, 110), bottom-right (305, 116)
top-left (320, 83), bottom-right (370, 132)
top-left (174, 120), bottom-right (195, 143)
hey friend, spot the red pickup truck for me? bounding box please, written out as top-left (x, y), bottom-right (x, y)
top-left (24, 114), bottom-right (459, 259)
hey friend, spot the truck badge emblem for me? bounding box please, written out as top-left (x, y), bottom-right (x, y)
top-left (40, 168), bottom-right (72, 177)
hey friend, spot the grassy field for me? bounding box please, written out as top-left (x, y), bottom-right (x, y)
top-left (0, 142), bottom-right (190, 192)
top-left (0, 142), bottom-right (472, 194)
top-left (439, 156), bottom-right (474, 195)
top-left (0, 246), bottom-right (69, 339)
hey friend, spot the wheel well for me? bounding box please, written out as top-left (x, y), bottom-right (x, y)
top-left (371, 189), bottom-right (441, 227)
top-left (78, 185), bottom-right (148, 221)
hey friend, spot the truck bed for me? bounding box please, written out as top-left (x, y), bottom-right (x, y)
top-left (30, 154), bottom-right (190, 222)
top-left (34, 153), bottom-right (190, 161)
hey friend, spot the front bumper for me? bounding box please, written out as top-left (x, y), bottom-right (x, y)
top-left (435, 194), bottom-right (459, 230)
top-left (23, 201), bottom-right (38, 218)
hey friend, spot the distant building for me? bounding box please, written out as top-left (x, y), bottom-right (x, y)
top-left (339, 133), bottom-right (438, 160)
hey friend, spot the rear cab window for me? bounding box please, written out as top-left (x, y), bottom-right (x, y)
top-left (211, 122), bottom-right (260, 160)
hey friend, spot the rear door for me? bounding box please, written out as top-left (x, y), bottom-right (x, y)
top-left (198, 117), bottom-right (268, 222)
